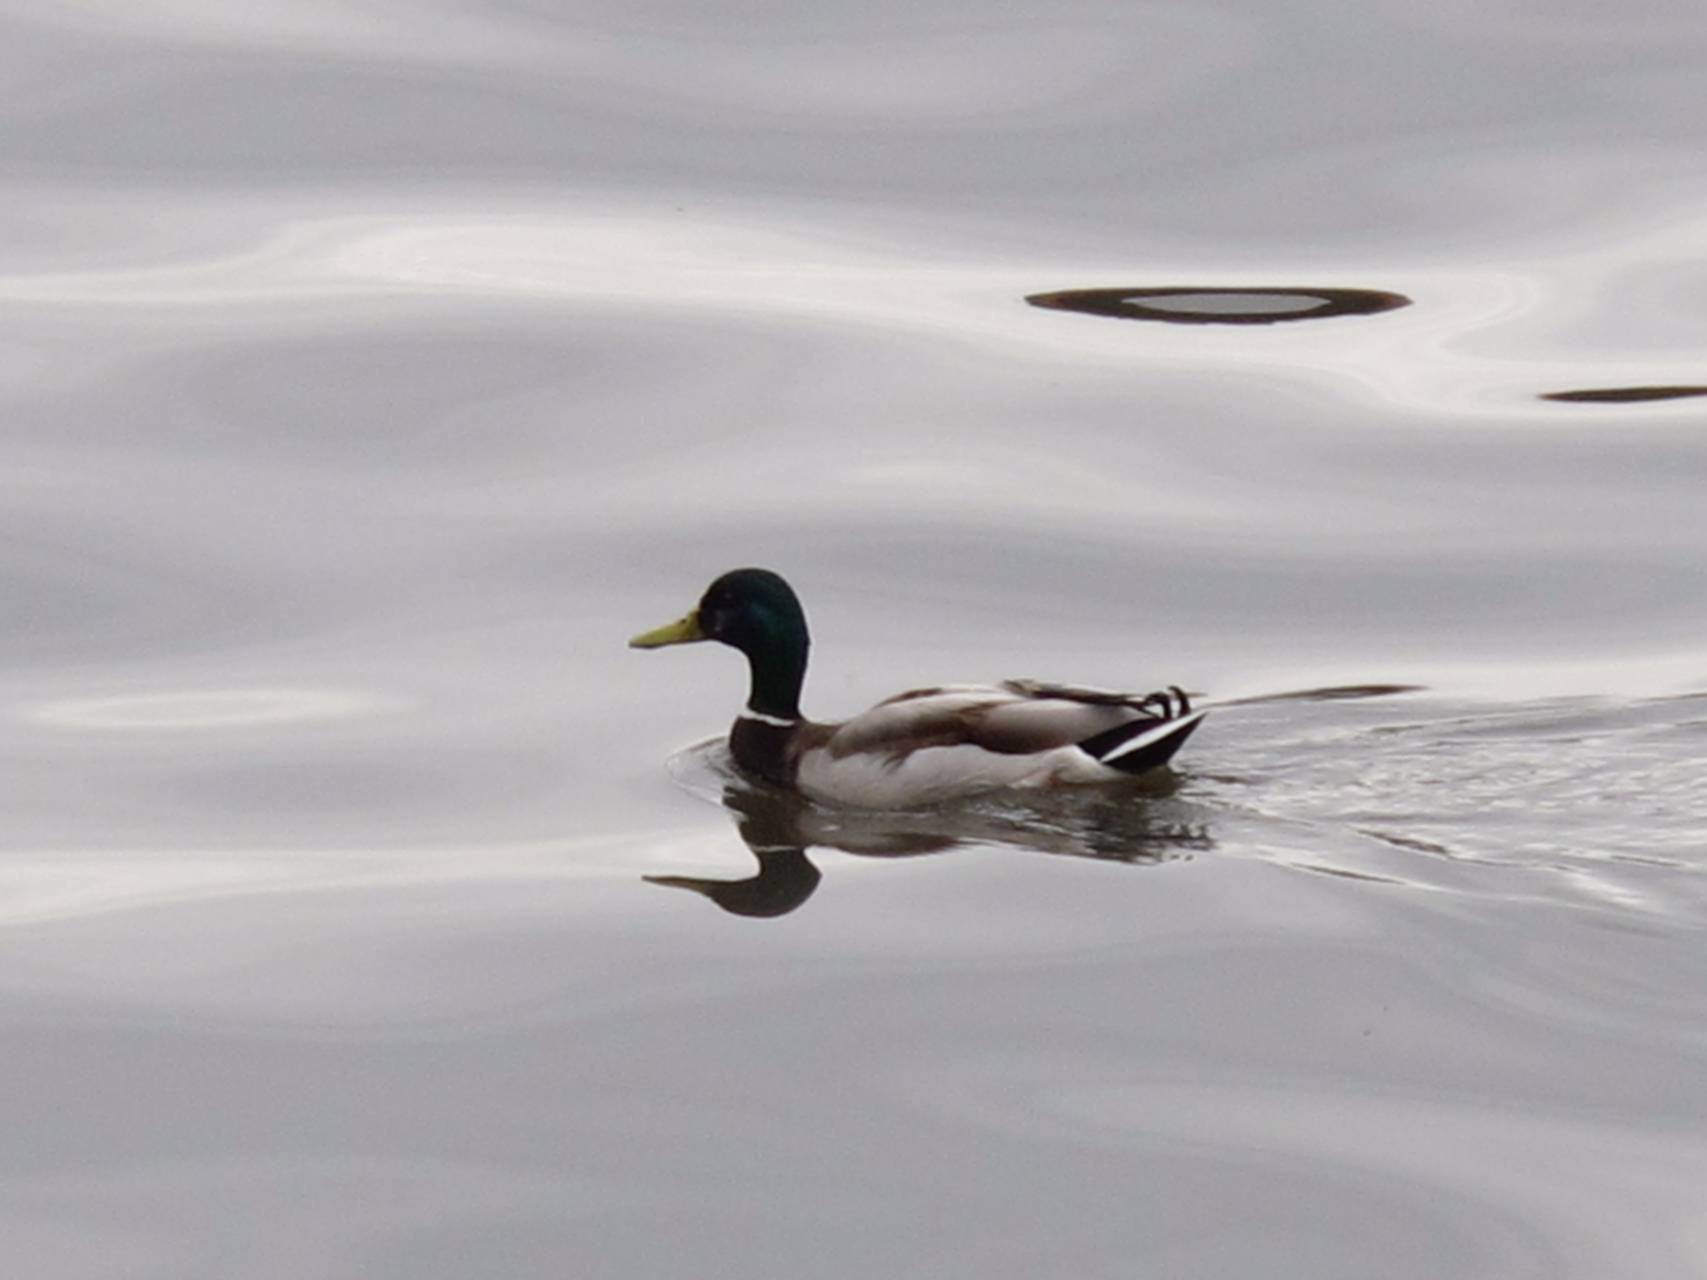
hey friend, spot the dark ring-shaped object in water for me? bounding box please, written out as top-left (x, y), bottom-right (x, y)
top-left (1540, 385), bottom-right (1707, 404)
top-left (1025, 285), bottom-right (1413, 325)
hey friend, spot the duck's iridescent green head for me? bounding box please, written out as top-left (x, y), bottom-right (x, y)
top-left (629, 568), bottom-right (810, 719)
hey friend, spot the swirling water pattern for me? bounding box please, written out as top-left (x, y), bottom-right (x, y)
top-left (2, 0), bottom-right (1706, 1275)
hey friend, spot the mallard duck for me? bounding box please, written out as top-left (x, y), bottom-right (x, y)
top-left (629, 568), bottom-right (1205, 809)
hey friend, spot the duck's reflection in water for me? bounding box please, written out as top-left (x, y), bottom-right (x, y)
top-left (647, 768), bottom-right (1212, 918)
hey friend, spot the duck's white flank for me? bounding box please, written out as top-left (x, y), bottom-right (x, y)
top-left (795, 742), bottom-right (1111, 809)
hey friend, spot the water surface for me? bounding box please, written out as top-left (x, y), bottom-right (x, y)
top-left (2, 0), bottom-right (1706, 1276)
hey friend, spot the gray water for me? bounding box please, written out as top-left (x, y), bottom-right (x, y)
top-left (3, 0), bottom-right (1706, 1276)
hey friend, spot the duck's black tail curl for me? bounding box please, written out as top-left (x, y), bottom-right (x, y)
top-left (1077, 691), bottom-right (1206, 775)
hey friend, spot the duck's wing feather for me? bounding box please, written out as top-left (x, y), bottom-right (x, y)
top-left (827, 681), bottom-right (1181, 762)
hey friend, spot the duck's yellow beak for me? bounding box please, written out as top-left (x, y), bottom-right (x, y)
top-left (628, 611), bottom-right (706, 649)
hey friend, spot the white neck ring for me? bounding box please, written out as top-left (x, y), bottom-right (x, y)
top-left (739, 709), bottom-right (797, 728)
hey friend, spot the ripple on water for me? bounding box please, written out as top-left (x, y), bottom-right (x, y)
top-left (1190, 692), bottom-right (1707, 923)
top-left (887, 1047), bottom-right (1706, 1274)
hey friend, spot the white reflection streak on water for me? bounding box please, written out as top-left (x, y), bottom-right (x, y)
top-left (28, 687), bottom-right (405, 729)
top-left (0, 832), bottom-right (669, 928)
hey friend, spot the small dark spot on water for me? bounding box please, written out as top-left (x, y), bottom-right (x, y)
top-left (1541, 385), bottom-right (1707, 403)
top-left (1607, 851), bottom-right (1687, 869)
top-left (1190, 771), bottom-right (1258, 786)
top-left (1025, 286), bottom-right (1412, 325)
top-left (1297, 862), bottom-right (1406, 885)
top-left (1358, 827), bottom-right (1454, 857)
top-left (1637, 689), bottom-right (1707, 705)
